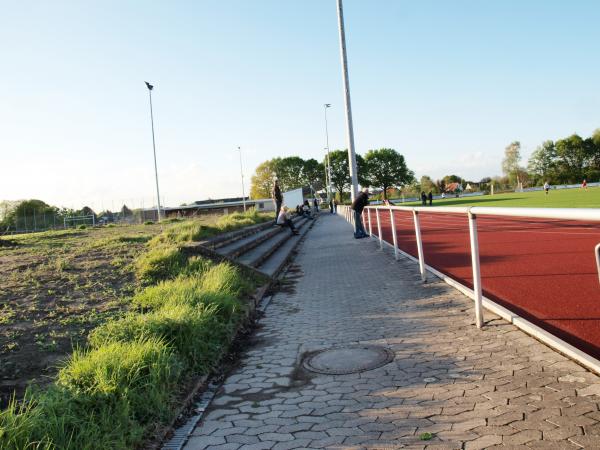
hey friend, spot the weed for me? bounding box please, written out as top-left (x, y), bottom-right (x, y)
top-left (419, 432), bottom-right (434, 441)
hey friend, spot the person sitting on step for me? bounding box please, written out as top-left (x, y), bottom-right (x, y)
top-left (277, 206), bottom-right (299, 235)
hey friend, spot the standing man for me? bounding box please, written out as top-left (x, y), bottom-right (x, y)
top-left (428, 191), bottom-right (433, 206)
top-left (351, 187), bottom-right (369, 239)
top-left (272, 178), bottom-right (283, 223)
top-left (544, 181), bottom-right (550, 195)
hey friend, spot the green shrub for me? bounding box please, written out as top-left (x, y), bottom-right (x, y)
top-left (107, 223), bottom-right (116, 228)
top-left (77, 225), bottom-right (87, 230)
top-left (135, 245), bottom-right (186, 285)
top-left (89, 304), bottom-right (233, 373)
top-left (144, 221), bottom-right (154, 225)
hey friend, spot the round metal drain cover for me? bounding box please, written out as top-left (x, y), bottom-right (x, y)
top-left (303, 345), bottom-right (394, 375)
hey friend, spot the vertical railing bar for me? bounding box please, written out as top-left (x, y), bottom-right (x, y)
top-left (368, 207), bottom-right (373, 236)
top-left (595, 243), bottom-right (600, 286)
top-left (375, 208), bottom-right (382, 249)
top-left (412, 210), bottom-right (427, 282)
top-left (468, 210), bottom-right (484, 328)
top-left (389, 207), bottom-right (398, 260)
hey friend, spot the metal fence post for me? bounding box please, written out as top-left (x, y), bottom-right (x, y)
top-left (375, 208), bottom-right (382, 249)
top-left (389, 207), bottom-right (398, 260)
top-left (595, 243), bottom-right (600, 286)
top-left (468, 210), bottom-right (484, 328)
top-left (412, 210), bottom-right (427, 282)
top-left (367, 208), bottom-right (372, 236)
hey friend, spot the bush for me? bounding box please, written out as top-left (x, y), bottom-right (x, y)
top-left (144, 221), bottom-right (154, 225)
top-left (89, 304), bottom-right (234, 373)
top-left (135, 245), bottom-right (187, 285)
top-left (77, 225), bottom-right (87, 230)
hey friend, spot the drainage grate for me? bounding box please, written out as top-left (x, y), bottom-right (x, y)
top-left (302, 345), bottom-right (394, 375)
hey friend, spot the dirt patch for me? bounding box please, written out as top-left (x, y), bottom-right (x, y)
top-left (0, 225), bottom-right (164, 408)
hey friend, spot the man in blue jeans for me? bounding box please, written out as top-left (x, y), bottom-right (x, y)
top-left (351, 188), bottom-right (369, 239)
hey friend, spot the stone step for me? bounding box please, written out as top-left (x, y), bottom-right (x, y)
top-left (215, 216), bottom-right (304, 259)
top-left (200, 220), bottom-right (274, 250)
top-left (257, 214), bottom-right (314, 277)
top-left (237, 217), bottom-right (311, 269)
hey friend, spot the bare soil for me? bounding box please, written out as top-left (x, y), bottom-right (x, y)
top-left (0, 224), bottom-right (165, 408)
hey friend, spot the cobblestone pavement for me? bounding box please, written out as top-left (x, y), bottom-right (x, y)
top-left (185, 214), bottom-right (600, 450)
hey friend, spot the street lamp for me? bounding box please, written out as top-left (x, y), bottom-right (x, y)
top-left (145, 81), bottom-right (162, 222)
top-left (237, 146), bottom-right (247, 212)
top-left (336, 0), bottom-right (359, 202)
top-left (323, 104), bottom-right (334, 202)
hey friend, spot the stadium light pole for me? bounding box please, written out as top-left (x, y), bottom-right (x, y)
top-left (237, 146), bottom-right (247, 212)
top-left (336, 0), bottom-right (359, 202)
top-left (145, 81), bottom-right (162, 222)
top-left (323, 104), bottom-right (334, 202)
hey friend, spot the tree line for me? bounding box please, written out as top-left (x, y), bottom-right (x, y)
top-left (0, 199), bottom-right (138, 232)
top-left (505, 129), bottom-right (600, 187)
top-left (250, 148), bottom-right (414, 201)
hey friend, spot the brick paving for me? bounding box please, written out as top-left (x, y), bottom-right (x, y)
top-left (184, 214), bottom-right (600, 449)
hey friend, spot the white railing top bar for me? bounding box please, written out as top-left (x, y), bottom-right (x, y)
top-left (361, 204), bottom-right (600, 222)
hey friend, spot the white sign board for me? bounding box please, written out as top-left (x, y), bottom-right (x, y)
top-left (283, 188), bottom-right (304, 209)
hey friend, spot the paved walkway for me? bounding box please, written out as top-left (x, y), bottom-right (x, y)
top-left (184, 214), bottom-right (600, 450)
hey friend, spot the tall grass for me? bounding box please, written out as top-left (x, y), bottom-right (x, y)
top-left (88, 304), bottom-right (235, 373)
top-left (0, 214), bottom-right (262, 449)
top-left (135, 245), bottom-right (187, 285)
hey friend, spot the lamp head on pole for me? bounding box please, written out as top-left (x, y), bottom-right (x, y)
top-left (145, 81), bottom-right (154, 91)
top-left (324, 103), bottom-right (331, 108)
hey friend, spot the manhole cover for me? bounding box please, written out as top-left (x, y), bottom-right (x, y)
top-left (303, 345), bottom-right (394, 375)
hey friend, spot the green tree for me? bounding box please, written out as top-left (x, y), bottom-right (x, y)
top-left (362, 149), bottom-right (414, 200)
top-left (250, 158), bottom-right (280, 199)
top-left (527, 140), bottom-right (556, 184)
top-left (555, 134), bottom-right (587, 183)
top-left (420, 175), bottom-right (438, 194)
top-left (275, 156), bottom-right (306, 192)
top-left (328, 150), bottom-right (367, 202)
top-left (502, 141), bottom-right (522, 186)
top-left (302, 158), bottom-right (325, 192)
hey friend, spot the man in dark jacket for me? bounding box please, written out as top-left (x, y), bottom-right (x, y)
top-left (272, 179), bottom-right (283, 223)
top-left (351, 188), bottom-right (369, 238)
top-left (428, 191), bottom-right (433, 206)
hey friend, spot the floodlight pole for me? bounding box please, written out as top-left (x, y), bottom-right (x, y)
top-left (336, 0), bottom-right (359, 202)
top-left (146, 82), bottom-right (162, 222)
top-left (324, 104), bottom-right (334, 202)
top-left (237, 146), bottom-right (247, 211)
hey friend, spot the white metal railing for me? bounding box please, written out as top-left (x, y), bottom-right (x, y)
top-left (339, 204), bottom-right (600, 330)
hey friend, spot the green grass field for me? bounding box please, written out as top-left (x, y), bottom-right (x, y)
top-left (398, 186), bottom-right (600, 208)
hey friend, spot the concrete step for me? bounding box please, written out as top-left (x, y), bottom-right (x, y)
top-left (215, 216), bottom-right (304, 259)
top-left (200, 220), bottom-right (274, 250)
top-left (257, 215), bottom-right (314, 277)
top-left (237, 217), bottom-right (311, 269)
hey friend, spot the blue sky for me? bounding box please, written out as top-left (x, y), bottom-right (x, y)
top-left (2, 0), bottom-right (599, 210)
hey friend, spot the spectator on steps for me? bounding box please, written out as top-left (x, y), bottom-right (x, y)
top-left (277, 206), bottom-right (299, 235)
top-left (302, 200), bottom-right (313, 219)
top-left (272, 179), bottom-right (283, 224)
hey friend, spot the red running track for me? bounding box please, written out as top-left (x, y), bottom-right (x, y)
top-left (365, 208), bottom-right (600, 360)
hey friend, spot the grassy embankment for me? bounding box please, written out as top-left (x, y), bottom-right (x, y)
top-left (398, 186), bottom-right (600, 208)
top-left (0, 210), bottom-right (270, 449)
